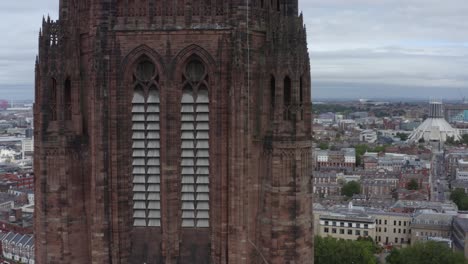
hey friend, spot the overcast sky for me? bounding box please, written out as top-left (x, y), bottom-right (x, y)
top-left (0, 0), bottom-right (467, 100)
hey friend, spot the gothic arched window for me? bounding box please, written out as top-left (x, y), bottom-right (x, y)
top-left (299, 75), bottom-right (304, 120)
top-left (131, 59), bottom-right (162, 227)
top-left (270, 75), bottom-right (276, 108)
top-left (64, 78), bottom-right (72, 120)
top-left (49, 78), bottom-right (57, 121)
top-left (283, 76), bottom-right (291, 120)
top-left (180, 59), bottom-right (210, 228)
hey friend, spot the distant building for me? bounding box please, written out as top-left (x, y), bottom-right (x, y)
top-left (390, 200), bottom-right (458, 214)
top-left (24, 128), bottom-right (33, 139)
top-left (400, 120), bottom-right (422, 131)
top-left (350, 112), bottom-right (369, 119)
top-left (361, 178), bottom-right (398, 198)
top-left (0, 231), bottom-right (34, 264)
top-left (313, 172), bottom-right (341, 198)
top-left (456, 160), bottom-right (468, 181)
top-left (410, 210), bottom-right (454, 244)
top-left (316, 148), bottom-right (356, 172)
top-left (408, 102), bottom-right (460, 143)
top-left (446, 150), bottom-right (468, 181)
top-left (372, 212), bottom-right (412, 247)
top-left (445, 105), bottom-right (468, 124)
top-left (363, 155), bottom-right (378, 170)
top-left (8, 189), bottom-right (34, 205)
top-left (452, 215), bottom-right (468, 258)
top-left (360, 130), bottom-right (377, 143)
top-left (21, 138), bottom-right (33, 160)
top-left (314, 204), bottom-right (376, 241)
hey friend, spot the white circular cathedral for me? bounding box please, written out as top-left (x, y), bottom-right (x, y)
top-left (408, 101), bottom-right (460, 143)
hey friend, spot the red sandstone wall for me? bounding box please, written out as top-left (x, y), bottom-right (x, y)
top-left (35, 1), bottom-right (312, 264)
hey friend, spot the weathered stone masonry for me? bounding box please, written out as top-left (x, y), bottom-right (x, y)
top-left (34, 1), bottom-right (313, 263)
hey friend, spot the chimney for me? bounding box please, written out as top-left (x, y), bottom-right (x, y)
top-left (12, 208), bottom-right (22, 222)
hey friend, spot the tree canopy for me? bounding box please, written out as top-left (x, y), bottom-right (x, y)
top-left (407, 179), bottom-right (419, 190)
top-left (354, 144), bottom-right (387, 166)
top-left (446, 134), bottom-right (468, 146)
top-left (396, 132), bottom-right (409, 141)
top-left (386, 241), bottom-right (467, 264)
top-left (318, 142), bottom-right (329, 150)
top-left (450, 188), bottom-right (468, 210)
top-left (315, 236), bottom-right (377, 264)
top-left (342, 181), bottom-right (361, 198)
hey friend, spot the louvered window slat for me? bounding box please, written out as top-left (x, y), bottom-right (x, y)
top-left (133, 141), bottom-right (145, 148)
top-left (182, 211), bottom-right (195, 218)
top-left (134, 210), bottom-right (146, 218)
top-left (148, 201), bottom-right (161, 210)
top-left (147, 167), bottom-right (160, 174)
top-left (182, 220), bottom-right (195, 227)
top-left (182, 176), bottom-right (195, 184)
top-left (148, 219), bottom-right (161, 227)
top-left (196, 123), bottom-right (209, 130)
top-left (132, 114), bottom-right (145, 122)
top-left (196, 176), bottom-right (210, 184)
top-left (197, 220), bottom-right (209, 228)
top-left (133, 175), bottom-right (146, 183)
top-left (146, 123), bottom-right (160, 130)
top-left (147, 105), bottom-right (160, 112)
top-left (147, 193), bottom-right (160, 201)
top-left (147, 175), bottom-right (160, 183)
top-left (132, 87), bottom-right (161, 227)
top-left (147, 184), bottom-right (160, 192)
top-left (133, 184), bottom-right (146, 192)
top-left (133, 201), bottom-right (146, 210)
top-left (134, 219), bottom-right (146, 227)
top-left (180, 88), bottom-right (210, 228)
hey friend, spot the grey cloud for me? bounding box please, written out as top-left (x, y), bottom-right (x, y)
top-left (299, 0), bottom-right (468, 99)
top-left (0, 0), bottom-right (58, 99)
top-left (0, 1), bottom-right (467, 100)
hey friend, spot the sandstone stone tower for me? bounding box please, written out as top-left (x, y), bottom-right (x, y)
top-left (34, 1), bottom-right (313, 263)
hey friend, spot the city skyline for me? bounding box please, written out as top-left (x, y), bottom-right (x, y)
top-left (0, 0), bottom-right (467, 100)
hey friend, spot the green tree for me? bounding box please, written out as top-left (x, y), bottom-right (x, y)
top-left (462, 134), bottom-right (468, 145)
top-left (318, 142), bottom-right (329, 150)
top-left (315, 236), bottom-right (377, 264)
top-left (353, 144), bottom-right (387, 166)
top-left (446, 135), bottom-right (456, 145)
top-left (386, 241), bottom-right (467, 264)
top-left (451, 188), bottom-right (468, 210)
top-left (407, 179), bottom-right (419, 190)
top-left (396, 132), bottom-right (409, 141)
top-left (418, 137), bottom-right (425, 143)
top-left (341, 181), bottom-right (361, 198)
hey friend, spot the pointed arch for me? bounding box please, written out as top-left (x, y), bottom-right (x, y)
top-left (130, 58), bottom-right (162, 228)
top-left (172, 44), bottom-right (217, 80)
top-left (64, 78), bottom-right (72, 120)
top-left (121, 44), bottom-right (166, 80)
top-left (283, 76), bottom-right (292, 120)
top-left (179, 52), bottom-right (212, 228)
top-left (49, 77), bottom-right (57, 121)
top-left (270, 75), bottom-right (276, 108)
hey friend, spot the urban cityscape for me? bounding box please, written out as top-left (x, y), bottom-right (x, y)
top-left (0, 0), bottom-right (467, 264)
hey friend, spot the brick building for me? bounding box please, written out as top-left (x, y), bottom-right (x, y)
top-left (34, 1), bottom-right (313, 263)
top-left (313, 171), bottom-right (341, 198)
top-left (0, 232), bottom-right (34, 264)
top-left (315, 148), bottom-right (356, 171)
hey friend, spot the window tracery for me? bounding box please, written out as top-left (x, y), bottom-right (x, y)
top-left (132, 59), bottom-right (162, 227)
top-left (180, 59), bottom-right (210, 228)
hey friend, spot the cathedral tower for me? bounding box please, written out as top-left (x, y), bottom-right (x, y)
top-left (34, 0), bottom-right (313, 263)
